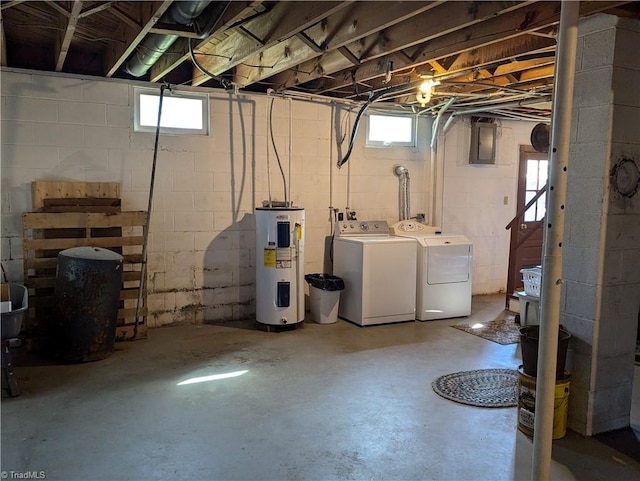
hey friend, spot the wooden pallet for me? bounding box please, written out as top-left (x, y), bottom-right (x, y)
top-left (23, 182), bottom-right (149, 342)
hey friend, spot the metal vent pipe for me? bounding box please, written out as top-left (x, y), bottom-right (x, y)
top-left (394, 165), bottom-right (410, 221)
top-left (125, 0), bottom-right (223, 77)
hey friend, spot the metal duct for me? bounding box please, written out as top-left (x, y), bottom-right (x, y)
top-left (125, 0), bottom-right (218, 77)
top-left (394, 165), bottom-right (410, 221)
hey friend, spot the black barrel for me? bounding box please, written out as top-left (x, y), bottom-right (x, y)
top-left (54, 247), bottom-right (123, 362)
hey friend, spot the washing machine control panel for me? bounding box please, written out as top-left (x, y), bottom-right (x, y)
top-left (390, 221), bottom-right (442, 236)
top-left (336, 220), bottom-right (389, 236)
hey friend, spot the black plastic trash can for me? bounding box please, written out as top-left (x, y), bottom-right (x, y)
top-left (304, 274), bottom-right (344, 324)
top-left (54, 247), bottom-right (123, 362)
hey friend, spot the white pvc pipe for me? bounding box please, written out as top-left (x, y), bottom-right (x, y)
top-left (329, 103), bottom-right (335, 222)
top-left (531, 2), bottom-right (579, 480)
top-left (288, 97), bottom-right (293, 207)
top-left (265, 98), bottom-right (272, 208)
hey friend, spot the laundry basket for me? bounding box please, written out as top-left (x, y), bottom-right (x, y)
top-left (521, 267), bottom-right (541, 298)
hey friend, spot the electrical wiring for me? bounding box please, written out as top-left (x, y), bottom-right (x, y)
top-left (188, 37), bottom-right (233, 90)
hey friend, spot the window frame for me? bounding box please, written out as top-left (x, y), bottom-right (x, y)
top-left (365, 113), bottom-right (417, 148)
top-left (133, 87), bottom-right (210, 136)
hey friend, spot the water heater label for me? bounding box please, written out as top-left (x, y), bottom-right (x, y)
top-left (263, 248), bottom-right (276, 268)
top-left (276, 247), bottom-right (291, 268)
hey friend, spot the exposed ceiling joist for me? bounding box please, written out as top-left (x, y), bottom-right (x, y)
top-left (55, 1), bottom-right (83, 72)
top-left (109, 5), bottom-right (142, 30)
top-left (194, 0), bottom-right (441, 87)
top-left (191, 1), bottom-right (350, 86)
top-left (2, 0), bottom-right (638, 120)
top-left (340, 35), bottom-right (556, 99)
top-left (104, 0), bottom-right (173, 77)
top-left (149, 1), bottom-right (264, 83)
top-left (268, 0), bottom-right (533, 91)
top-left (0, 0), bottom-right (27, 11)
top-left (44, 0), bottom-right (70, 18)
top-left (78, 1), bottom-right (116, 19)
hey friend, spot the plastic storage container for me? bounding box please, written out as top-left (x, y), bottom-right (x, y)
top-left (305, 274), bottom-right (344, 324)
top-left (516, 291), bottom-right (540, 326)
top-left (1, 283), bottom-right (28, 339)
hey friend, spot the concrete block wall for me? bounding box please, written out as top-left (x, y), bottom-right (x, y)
top-left (1, 68), bottom-right (537, 325)
top-left (562, 14), bottom-right (640, 435)
top-left (1, 69), bottom-right (436, 326)
top-left (436, 117), bottom-right (538, 294)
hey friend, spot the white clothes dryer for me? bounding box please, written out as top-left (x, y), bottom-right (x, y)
top-left (333, 220), bottom-right (417, 326)
top-left (391, 220), bottom-right (472, 321)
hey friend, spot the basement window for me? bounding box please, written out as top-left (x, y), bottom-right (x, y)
top-left (134, 88), bottom-right (209, 135)
top-left (366, 114), bottom-right (416, 147)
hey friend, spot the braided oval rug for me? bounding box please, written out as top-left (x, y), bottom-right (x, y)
top-left (432, 368), bottom-right (519, 408)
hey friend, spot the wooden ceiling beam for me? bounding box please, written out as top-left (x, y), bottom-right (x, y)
top-left (191, 1), bottom-right (350, 86)
top-left (149, 23), bottom-right (202, 39)
top-left (150, 1), bottom-right (263, 82)
top-left (201, 0), bottom-right (441, 87)
top-left (266, 0), bottom-right (532, 91)
top-left (314, 0), bottom-right (620, 94)
top-left (104, 0), bottom-right (173, 77)
top-left (329, 35), bottom-right (556, 96)
top-left (109, 5), bottom-right (142, 30)
top-left (44, 0), bottom-right (70, 17)
top-left (421, 57), bottom-right (555, 95)
top-left (0, 0), bottom-right (27, 11)
top-left (296, 32), bottom-right (323, 53)
top-left (55, 1), bottom-right (83, 72)
top-left (517, 64), bottom-right (555, 82)
top-left (337, 46), bottom-right (360, 66)
top-left (428, 61), bottom-right (447, 74)
top-left (78, 1), bottom-right (115, 19)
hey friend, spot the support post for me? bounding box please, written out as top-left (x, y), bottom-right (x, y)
top-left (531, 2), bottom-right (579, 480)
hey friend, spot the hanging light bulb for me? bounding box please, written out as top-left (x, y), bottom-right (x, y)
top-left (416, 89), bottom-right (431, 106)
top-left (416, 77), bottom-right (440, 107)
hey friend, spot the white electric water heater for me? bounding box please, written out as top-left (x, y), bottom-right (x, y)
top-left (255, 207), bottom-right (305, 326)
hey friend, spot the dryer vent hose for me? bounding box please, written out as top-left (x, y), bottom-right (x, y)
top-left (394, 165), bottom-right (410, 221)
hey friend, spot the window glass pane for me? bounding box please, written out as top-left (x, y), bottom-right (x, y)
top-left (524, 191), bottom-right (536, 222)
top-left (139, 94), bottom-right (203, 130)
top-left (526, 159), bottom-right (538, 190)
top-left (367, 115), bottom-right (414, 145)
top-left (536, 195), bottom-right (546, 221)
top-left (538, 160), bottom-right (548, 188)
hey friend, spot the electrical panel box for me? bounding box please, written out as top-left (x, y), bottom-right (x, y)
top-left (469, 122), bottom-right (497, 164)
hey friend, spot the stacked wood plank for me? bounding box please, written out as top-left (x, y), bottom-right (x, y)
top-left (22, 181), bottom-right (148, 342)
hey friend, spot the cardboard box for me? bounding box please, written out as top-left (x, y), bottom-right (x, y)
top-left (0, 283), bottom-right (8, 302)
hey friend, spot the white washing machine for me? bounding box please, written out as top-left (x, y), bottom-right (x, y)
top-left (333, 220), bottom-right (417, 326)
top-left (391, 220), bottom-right (472, 321)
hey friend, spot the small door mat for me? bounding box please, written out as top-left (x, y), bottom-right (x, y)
top-left (432, 368), bottom-right (519, 408)
top-left (452, 315), bottom-right (521, 345)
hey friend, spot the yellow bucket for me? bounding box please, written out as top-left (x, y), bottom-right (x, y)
top-left (517, 367), bottom-right (570, 440)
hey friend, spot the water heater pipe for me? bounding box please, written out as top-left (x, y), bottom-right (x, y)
top-left (394, 165), bottom-right (410, 221)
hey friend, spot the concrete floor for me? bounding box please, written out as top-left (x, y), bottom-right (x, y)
top-left (2, 294), bottom-right (639, 481)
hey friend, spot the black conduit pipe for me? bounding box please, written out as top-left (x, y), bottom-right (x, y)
top-left (336, 90), bottom-right (388, 168)
top-left (134, 83), bottom-right (170, 338)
